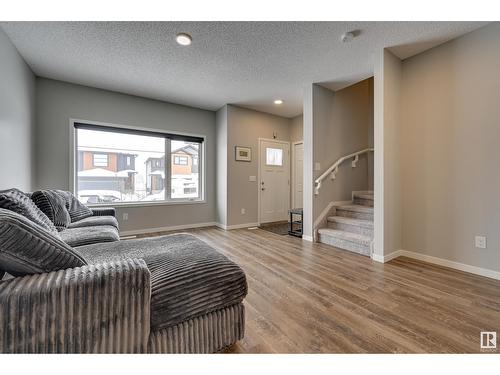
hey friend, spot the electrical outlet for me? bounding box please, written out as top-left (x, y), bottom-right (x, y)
top-left (475, 235), bottom-right (487, 249)
top-left (241, 208), bottom-right (246, 215)
top-left (122, 212), bottom-right (129, 221)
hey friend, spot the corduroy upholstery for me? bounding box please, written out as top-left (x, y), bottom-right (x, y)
top-left (0, 190), bottom-right (247, 353)
top-left (60, 225), bottom-right (120, 247)
top-left (0, 259), bottom-right (151, 353)
top-left (67, 215), bottom-right (119, 229)
top-left (148, 303), bottom-right (245, 353)
top-left (0, 188), bottom-right (59, 235)
top-left (31, 190), bottom-right (72, 230)
top-left (77, 233), bottom-right (248, 330)
top-left (0, 209), bottom-right (87, 277)
top-left (55, 190), bottom-right (93, 222)
top-left (91, 207), bottom-right (116, 217)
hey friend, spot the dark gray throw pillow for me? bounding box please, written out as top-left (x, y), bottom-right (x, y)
top-left (55, 190), bottom-right (93, 223)
top-left (0, 208), bottom-right (87, 277)
top-left (31, 190), bottom-right (72, 231)
top-left (0, 188), bottom-right (59, 236)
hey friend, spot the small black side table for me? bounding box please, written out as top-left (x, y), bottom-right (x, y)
top-left (288, 208), bottom-right (303, 238)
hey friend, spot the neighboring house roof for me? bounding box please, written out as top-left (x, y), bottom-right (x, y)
top-left (171, 145), bottom-right (198, 156)
top-left (78, 168), bottom-right (137, 178)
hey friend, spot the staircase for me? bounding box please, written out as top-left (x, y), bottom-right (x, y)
top-left (317, 191), bottom-right (373, 256)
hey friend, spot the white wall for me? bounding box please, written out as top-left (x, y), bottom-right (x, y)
top-left (225, 105), bottom-right (291, 227)
top-left (35, 78), bottom-right (216, 233)
top-left (373, 49), bottom-right (402, 259)
top-left (0, 29), bottom-right (35, 191)
top-left (399, 23), bottom-right (500, 272)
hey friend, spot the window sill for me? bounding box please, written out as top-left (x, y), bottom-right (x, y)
top-left (87, 199), bottom-right (206, 209)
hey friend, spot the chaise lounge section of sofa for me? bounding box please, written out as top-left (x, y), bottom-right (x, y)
top-left (0, 188), bottom-right (247, 353)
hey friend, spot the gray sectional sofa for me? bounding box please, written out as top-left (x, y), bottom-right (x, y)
top-left (0, 188), bottom-right (247, 353)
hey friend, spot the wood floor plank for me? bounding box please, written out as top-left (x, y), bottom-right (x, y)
top-left (136, 227), bottom-right (500, 353)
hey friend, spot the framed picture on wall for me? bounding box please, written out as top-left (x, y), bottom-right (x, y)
top-left (235, 146), bottom-right (252, 162)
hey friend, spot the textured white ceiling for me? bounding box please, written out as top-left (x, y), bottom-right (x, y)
top-left (0, 22), bottom-right (488, 118)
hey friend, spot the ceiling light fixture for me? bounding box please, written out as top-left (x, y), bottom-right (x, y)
top-left (274, 99), bottom-right (283, 105)
top-left (176, 33), bottom-right (192, 46)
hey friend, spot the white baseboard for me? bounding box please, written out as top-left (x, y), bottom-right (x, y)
top-left (372, 249), bottom-right (500, 281)
top-left (120, 221), bottom-right (216, 237)
top-left (216, 222), bottom-right (260, 230)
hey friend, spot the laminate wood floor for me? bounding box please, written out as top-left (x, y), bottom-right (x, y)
top-left (136, 227), bottom-right (500, 353)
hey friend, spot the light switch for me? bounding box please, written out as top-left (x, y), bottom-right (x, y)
top-left (315, 162), bottom-right (321, 171)
top-left (249, 176), bottom-right (257, 182)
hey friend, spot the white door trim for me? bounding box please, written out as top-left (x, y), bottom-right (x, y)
top-left (291, 140), bottom-right (303, 210)
top-left (257, 138), bottom-right (291, 225)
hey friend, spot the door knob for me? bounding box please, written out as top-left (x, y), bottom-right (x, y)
top-left (261, 187), bottom-right (265, 191)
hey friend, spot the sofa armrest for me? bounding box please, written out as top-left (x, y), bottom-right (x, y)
top-left (0, 258), bottom-right (151, 353)
top-left (91, 207), bottom-right (116, 217)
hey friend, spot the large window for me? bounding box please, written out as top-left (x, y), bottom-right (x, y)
top-left (74, 122), bottom-right (203, 204)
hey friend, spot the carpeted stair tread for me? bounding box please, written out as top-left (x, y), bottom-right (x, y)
top-left (335, 204), bottom-right (373, 213)
top-left (327, 216), bottom-right (374, 228)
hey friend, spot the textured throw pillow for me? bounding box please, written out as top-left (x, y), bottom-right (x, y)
top-left (31, 190), bottom-right (71, 231)
top-left (55, 190), bottom-right (93, 223)
top-left (0, 188), bottom-right (59, 236)
top-left (0, 209), bottom-right (87, 277)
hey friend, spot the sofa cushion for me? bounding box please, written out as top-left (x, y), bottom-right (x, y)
top-left (31, 190), bottom-right (71, 230)
top-left (55, 191), bottom-right (93, 223)
top-left (60, 225), bottom-right (120, 247)
top-left (77, 233), bottom-right (248, 330)
top-left (67, 215), bottom-right (119, 229)
top-left (0, 188), bottom-right (59, 236)
top-left (0, 209), bottom-right (87, 277)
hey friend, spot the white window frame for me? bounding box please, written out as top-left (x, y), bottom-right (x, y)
top-left (69, 118), bottom-right (206, 208)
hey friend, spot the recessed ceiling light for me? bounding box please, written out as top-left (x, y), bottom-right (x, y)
top-left (274, 99), bottom-right (283, 105)
top-left (176, 33), bottom-right (192, 46)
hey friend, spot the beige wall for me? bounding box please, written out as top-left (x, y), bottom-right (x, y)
top-left (35, 78), bottom-right (216, 233)
top-left (0, 29), bottom-right (35, 191)
top-left (290, 114), bottom-right (303, 142)
top-left (312, 79), bottom-right (374, 226)
top-left (399, 23), bottom-right (500, 272)
top-left (226, 105), bottom-right (291, 226)
top-left (373, 50), bottom-right (402, 258)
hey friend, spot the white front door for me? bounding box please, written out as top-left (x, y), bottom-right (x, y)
top-left (259, 139), bottom-right (290, 224)
top-left (293, 142), bottom-right (303, 209)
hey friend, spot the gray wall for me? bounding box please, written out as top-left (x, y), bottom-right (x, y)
top-left (215, 105), bottom-right (228, 226)
top-left (373, 50), bottom-right (402, 258)
top-left (290, 114), bottom-right (303, 142)
top-left (400, 23), bottom-right (500, 271)
top-left (312, 79), bottom-right (374, 226)
top-left (226, 105), bottom-right (291, 226)
top-left (0, 29), bottom-right (35, 191)
top-left (35, 78), bottom-right (216, 233)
